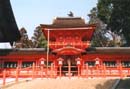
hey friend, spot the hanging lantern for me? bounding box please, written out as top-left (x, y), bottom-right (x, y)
top-left (57, 58), bottom-right (64, 66)
top-left (58, 60), bottom-right (62, 65)
top-left (95, 58), bottom-right (100, 65)
top-left (76, 57), bottom-right (81, 65)
top-left (40, 58), bottom-right (45, 65)
top-left (41, 61), bottom-right (44, 65)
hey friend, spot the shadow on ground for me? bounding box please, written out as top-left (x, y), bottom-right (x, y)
top-left (95, 79), bottom-right (116, 89)
top-left (115, 78), bottom-right (130, 89)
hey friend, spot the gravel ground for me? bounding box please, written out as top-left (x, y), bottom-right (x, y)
top-left (2, 78), bottom-right (116, 89)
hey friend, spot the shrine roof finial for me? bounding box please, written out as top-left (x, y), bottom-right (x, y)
top-left (67, 11), bottom-right (74, 17)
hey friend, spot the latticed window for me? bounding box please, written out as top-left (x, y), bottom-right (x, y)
top-left (0, 61), bottom-right (3, 68)
top-left (44, 61), bottom-right (53, 67)
top-left (85, 61), bottom-right (95, 66)
top-left (121, 61), bottom-right (130, 68)
top-left (22, 61), bottom-right (34, 68)
top-left (103, 61), bottom-right (116, 67)
top-left (4, 62), bottom-right (17, 68)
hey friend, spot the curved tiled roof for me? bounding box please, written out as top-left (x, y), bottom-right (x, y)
top-left (86, 47), bottom-right (130, 54)
top-left (41, 17), bottom-right (95, 28)
top-left (0, 0), bottom-right (21, 42)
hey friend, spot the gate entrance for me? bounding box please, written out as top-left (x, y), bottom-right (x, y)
top-left (60, 55), bottom-right (78, 76)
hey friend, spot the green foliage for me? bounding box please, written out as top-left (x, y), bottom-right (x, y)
top-left (14, 27), bottom-right (33, 48)
top-left (97, 0), bottom-right (112, 24)
top-left (31, 26), bottom-right (47, 48)
top-left (88, 7), bottom-right (114, 47)
top-left (14, 26), bottom-right (47, 48)
top-left (97, 0), bottom-right (130, 46)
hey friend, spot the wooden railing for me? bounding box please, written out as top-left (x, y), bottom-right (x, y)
top-left (81, 65), bottom-right (130, 78)
top-left (1, 64), bottom-right (130, 86)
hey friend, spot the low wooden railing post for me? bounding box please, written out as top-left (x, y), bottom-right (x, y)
top-left (59, 65), bottom-right (62, 79)
top-left (86, 64), bottom-right (88, 78)
top-left (96, 65), bottom-right (99, 77)
top-left (128, 69), bottom-right (130, 76)
top-left (41, 66), bottom-right (43, 79)
top-left (56, 66), bottom-right (58, 78)
top-left (32, 63), bottom-right (35, 79)
top-left (90, 67), bottom-right (92, 78)
top-left (50, 63), bottom-right (53, 78)
top-left (3, 69), bottom-right (6, 86)
top-left (54, 65), bottom-right (56, 78)
top-left (78, 65), bottom-right (80, 78)
top-left (103, 64), bottom-right (106, 78)
top-left (119, 64), bottom-right (123, 78)
top-left (15, 67), bottom-right (19, 83)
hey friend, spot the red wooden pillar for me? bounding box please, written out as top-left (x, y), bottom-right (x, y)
top-left (35, 60), bottom-right (37, 74)
top-left (68, 60), bottom-right (71, 79)
top-left (35, 60), bottom-right (38, 67)
top-left (53, 60), bottom-right (56, 78)
top-left (39, 57), bottom-right (46, 79)
top-left (36, 59), bottom-right (40, 74)
top-left (3, 70), bottom-right (6, 86)
top-left (57, 58), bottom-right (63, 79)
top-left (76, 58), bottom-right (81, 78)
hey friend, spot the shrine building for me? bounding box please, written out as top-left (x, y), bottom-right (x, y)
top-left (1, 17), bottom-right (130, 78)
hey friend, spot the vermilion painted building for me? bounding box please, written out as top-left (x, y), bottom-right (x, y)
top-left (1, 17), bottom-right (130, 78)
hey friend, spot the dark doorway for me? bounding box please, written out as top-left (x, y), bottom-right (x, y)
top-left (61, 55), bottom-right (78, 76)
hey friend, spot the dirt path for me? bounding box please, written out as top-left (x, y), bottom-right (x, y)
top-left (3, 78), bottom-right (116, 89)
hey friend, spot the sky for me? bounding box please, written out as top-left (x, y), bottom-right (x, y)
top-left (0, 0), bottom-right (98, 48)
top-left (10, 0), bottom-right (98, 38)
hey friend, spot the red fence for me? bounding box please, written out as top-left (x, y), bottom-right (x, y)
top-left (1, 64), bottom-right (130, 86)
top-left (81, 64), bottom-right (130, 78)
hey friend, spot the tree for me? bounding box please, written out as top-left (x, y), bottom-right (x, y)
top-left (97, 0), bottom-right (112, 24)
top-left (89, 7), bottom-right (115, 47)
top-left (14, 27), bottom-right (33, 48)
top-left (31, 26), bottom-right (47, 48)
top-left (97, 0), bottom-right (130, 46)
